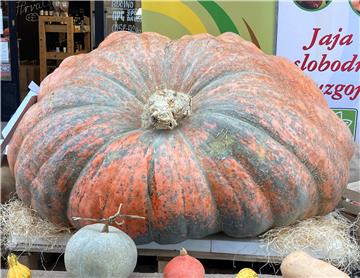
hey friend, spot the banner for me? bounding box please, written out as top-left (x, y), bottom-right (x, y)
top-left (142, 0), bottom-right (277, 54)
top-left (277, 0), bottom-right (360, 142)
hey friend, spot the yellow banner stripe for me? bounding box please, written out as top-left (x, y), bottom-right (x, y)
top-left (142, 0), bottom-right (208, 34)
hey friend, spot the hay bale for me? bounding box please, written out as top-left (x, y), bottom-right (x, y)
top-left (260, 211), bottom-right (360, 273)
top-left (0, 197), bottom-right (71, 251)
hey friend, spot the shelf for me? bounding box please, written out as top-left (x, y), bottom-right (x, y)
top-left (45, 24), bottom-right (90, 33)
top-left (39, 15), bottom-right (69, 22)
top-left (46, 51), bottom-right (70, 60)
top-left (45, 24), bottom-right (67, 33)
top-left (39, 15), bottom-right (91, 80)
top-left (75, 25), bottom-right (91, 33)
top-left (46, 50), bottom-right (88, 60)
top-left (74, 50), bottom-right (88, 54)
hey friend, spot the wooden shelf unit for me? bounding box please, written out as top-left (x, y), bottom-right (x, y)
top-left (39, 15), bottom-right (91, 81)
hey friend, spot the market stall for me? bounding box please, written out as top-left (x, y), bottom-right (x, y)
top-left (1, 0), bottom-right (359, 277)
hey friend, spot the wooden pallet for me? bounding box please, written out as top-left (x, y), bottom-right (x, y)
top-left (6, 233), bottom-right (281, 263)
top-left (5, 234), bottom-right (287, 275)
top-left (338, 181), bottom-right (360, 239)
top-left (0, 270), bottom-right (281, 278)
top-left (339, 181), bottom-right (360, 217)
top-left (6, 230), bottom-right (335, 268)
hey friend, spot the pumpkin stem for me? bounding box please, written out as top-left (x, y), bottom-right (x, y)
top-left (180, 248), bottom-right (188, 256)
top-left (101, 223), bottom-right (109, 233)
top-left (7, 253), bottom-right (18, 267)
top-left (72, 203), bottom-right (145, 233)
top-left (141, 89), bottom-right (192, 130)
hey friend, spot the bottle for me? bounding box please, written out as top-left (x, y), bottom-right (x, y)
top-left (54, 39), bottom-right (60, 52)
top-left (73, 8), bottom-right (80, 25)
top-left (79, 8), bottom-right (85, 26)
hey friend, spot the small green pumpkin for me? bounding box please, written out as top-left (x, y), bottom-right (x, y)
top-left (64, 204), bottom-right (144, 278)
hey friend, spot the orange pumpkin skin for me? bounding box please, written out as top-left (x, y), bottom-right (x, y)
top-left (163, 249), bottom-right (205, 278)
top-left (7, 32), bottom-right (354, 244)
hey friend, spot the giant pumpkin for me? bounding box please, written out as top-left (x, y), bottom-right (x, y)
top-left (8, 32), bottom-right (354, 244)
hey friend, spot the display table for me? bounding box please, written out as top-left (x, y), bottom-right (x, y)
top-left (4, 235), bottom-right (285, 276)
top-left (0, 270), bottom-right (281, 278)
top-left (6, 233), bottom-right (303, 264)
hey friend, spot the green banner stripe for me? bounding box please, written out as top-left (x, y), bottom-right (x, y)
top-left (198, 1), bottom-right (239, 34)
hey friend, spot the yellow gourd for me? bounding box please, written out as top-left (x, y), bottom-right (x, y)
top-left (7, 253), bottom-right (32, 278)
top-left (236, 268), bottom-right (258, 278)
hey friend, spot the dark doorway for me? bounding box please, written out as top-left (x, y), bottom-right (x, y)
top-left (1, 1), bottom-right (20, 122)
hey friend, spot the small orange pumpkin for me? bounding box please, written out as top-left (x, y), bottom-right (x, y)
top-left (163, 248), bottom-right (205, 278)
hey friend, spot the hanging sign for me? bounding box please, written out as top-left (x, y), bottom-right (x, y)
top-left (0, 8), bottom-right (3, 35)
top-left (0, 38), bottom-right (11, 80)
top-left (111, 0), bottom-right (141, 33)
top-left (1, 39), bottom-right (9, 63)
